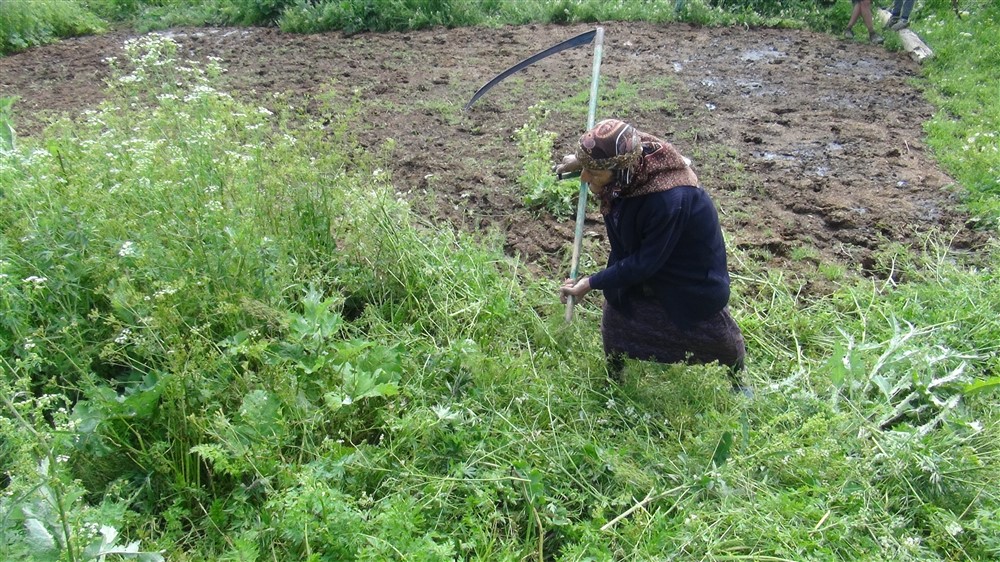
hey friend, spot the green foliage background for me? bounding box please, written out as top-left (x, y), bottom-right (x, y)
top-left (0, 0), bottom-right (104, 54)
top-left (1, 1), bottom-right (999, 561)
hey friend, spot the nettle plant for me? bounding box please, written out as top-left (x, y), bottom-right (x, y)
top-left (823, 317), bottom-right (998, 526)
top-left (827, 319), bottom-right (976, 434)
top-left (1, 376), bottom-right (164, 562)
top-left (515, 104), bottom-right (582, 218)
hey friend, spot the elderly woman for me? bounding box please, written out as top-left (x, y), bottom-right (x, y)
top-left (557, 119), bottom-right (748, 392)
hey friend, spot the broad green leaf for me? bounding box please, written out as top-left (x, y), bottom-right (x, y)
top-left (0, 121), bottom-right (14, 151)
top-left (711, 431), bottom-right (733, 468)
top-left (826, 341), bottom-right (848, 389)
top-left (24, 518), bottom-right (56, 552)
top-left (964, 376), bottom-right (1000, 395)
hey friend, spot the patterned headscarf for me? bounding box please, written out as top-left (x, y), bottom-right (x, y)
top-left (576, 119), bottom-right (643, 173)
top-left (577, 119), bottom-right (700, 214)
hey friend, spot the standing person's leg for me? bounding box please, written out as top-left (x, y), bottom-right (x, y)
top-left (892, 0), bottom-right (917, 29)
top-left (680, 307), bottom-right (750, 395)
top-left (859, 0), bottom-right (875, 33)
top-left (860, 0), bottom-right (884, 43)
top-left (900, 0), bottom-right (916, 19)
top-left (887, 0), bottom-right (903, 26)
top-left (606, 352), bottom-right (625, 382)
top-left (845, 0), bottom-right (862, 38)
top-left (600, 301), bottom-right (634, 383)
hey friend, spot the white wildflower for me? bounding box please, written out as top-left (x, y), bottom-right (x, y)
top-left (154, 286), bottom-right (177, 299)
top-left (118, 240), bottom-right (137, 257)
top-left (115, 328), bottom-right (131, 345)
top-left (23, 276), bottom-right (47, 285)
top-left (946, 521), bottom-right (963, 536)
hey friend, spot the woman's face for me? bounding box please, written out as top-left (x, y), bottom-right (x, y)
top-left (581, 167), bottom-right (614, 195)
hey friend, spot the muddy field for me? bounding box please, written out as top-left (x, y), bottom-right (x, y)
top-left (0, 22), bottom-right (986, 287)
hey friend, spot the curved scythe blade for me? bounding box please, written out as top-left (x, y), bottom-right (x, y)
top-left (463, 29), bottom-right (598, 111)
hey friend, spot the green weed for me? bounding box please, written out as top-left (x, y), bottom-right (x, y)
top-left (515, 104), bottom-right (583, 218)
top-left (552, 77), bottom-right (682, 122)
top-left (0, 0), bottom-right (103, 55)
top-left (790, 244), bottom-right (820, 262)
top-left (0, 96), bottom-right (15, 151)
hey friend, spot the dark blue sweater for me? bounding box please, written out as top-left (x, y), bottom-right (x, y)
top-left (587, 186), bottom-right (731, 327)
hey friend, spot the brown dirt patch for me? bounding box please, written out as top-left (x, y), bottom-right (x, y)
top-left (1, 22), bottom-right (987, 288)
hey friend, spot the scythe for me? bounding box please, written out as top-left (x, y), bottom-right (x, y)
top-left (464, 27), bottom-right (606, 322)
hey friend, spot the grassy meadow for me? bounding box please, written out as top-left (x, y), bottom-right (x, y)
top-left (2, 0), bottom-right (1000, 560)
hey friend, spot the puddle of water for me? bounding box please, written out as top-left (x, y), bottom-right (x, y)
top-left (741, 48), bottom-right (786, 62)
top-left (735, 78), bottom-right (787, 97)
top-left (736, 79), bottom-right (763, 90)
top-left (826, 59), bottom-right (889, 80)
top-left (756, 151), bottom-right (796, 161)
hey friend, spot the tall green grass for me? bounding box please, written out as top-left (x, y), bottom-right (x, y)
top-left (3, 34), bottom-right (1000, 561)
top-left (3, 0), bottom-right (849, 53)
top-left (919, 0), bottom-right (1000, 224)
top-left (0, 0), bottom-right (103, 55)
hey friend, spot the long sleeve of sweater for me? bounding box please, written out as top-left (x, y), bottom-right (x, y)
top-left (588, 193), bottom-right (685, 290)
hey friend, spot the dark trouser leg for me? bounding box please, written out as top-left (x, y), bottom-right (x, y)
top-left (900, 0), bottom-right (916, 19)
top-left (606, 352), bottom-right (625, 382)
top-left (727, 356), bottom-right (753, 398)
top-left (728, 358), bottom-right (746, 385)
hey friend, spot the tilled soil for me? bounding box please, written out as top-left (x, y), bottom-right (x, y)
top-left (1, 22), bottom-right (986, 288)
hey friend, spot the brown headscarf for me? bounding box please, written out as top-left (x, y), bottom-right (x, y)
top-left (577, 119), bottom-right (699, 214)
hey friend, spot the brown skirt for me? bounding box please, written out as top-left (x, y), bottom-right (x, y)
top-left (601, 295), bottom-right (746, 371)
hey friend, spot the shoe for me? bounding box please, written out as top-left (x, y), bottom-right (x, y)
top-left (891, 19), bottom-right (909, 31)
top-left (844, 29), bottom-right (854, 40)
top-left (869, 32), bottom-right (884, 44)
top-left (885, 15), bottom-right (899, 29)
